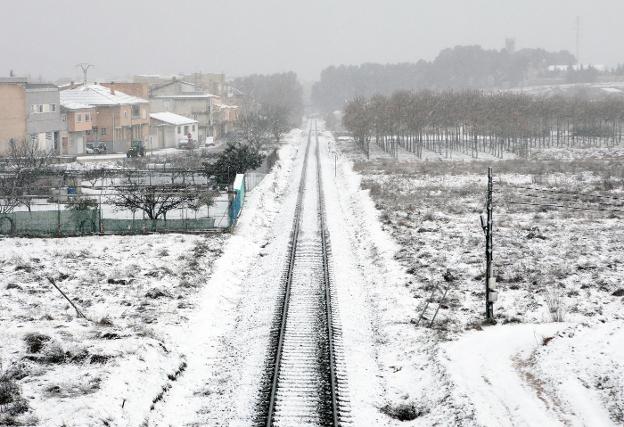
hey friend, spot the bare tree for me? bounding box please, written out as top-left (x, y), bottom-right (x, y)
top-left (0, 175), bottom-right (20, 215)
top-left (108, 173), bottom-right (197, 227)
top-left (187, 190), bottom-right (217, 218)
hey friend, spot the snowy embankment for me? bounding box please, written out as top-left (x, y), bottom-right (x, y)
top-left (326, 128), bottom-right (624, 425)
top-left (146, 128), bottom-right (303, 426)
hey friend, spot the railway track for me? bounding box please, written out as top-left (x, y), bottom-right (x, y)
top-left (257, 124), bottom-right (350, 426)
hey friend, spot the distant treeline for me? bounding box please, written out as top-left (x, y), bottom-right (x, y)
top-left (312, 45), bottom-right (576, 112)
top-left (343, 91), bottom-right (624, 159)
top-left (231, 72), bottom-right (304, 144)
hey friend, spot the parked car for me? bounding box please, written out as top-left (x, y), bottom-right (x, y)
top-left (178, 136), bottom-right (196, 150)
top-left (85, 142), bottom-right (108, 155)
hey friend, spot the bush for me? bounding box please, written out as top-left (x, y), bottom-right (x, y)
top-left (0, 366), bottom-right (29, 419)
top-left (380, 402), bottom-right (425, 421)
top-left (23, 333), bottom-right (51, 354)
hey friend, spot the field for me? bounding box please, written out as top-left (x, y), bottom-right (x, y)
top-left (0, 234), bottom-right (225, 426)
top-left (334, 133), bottom-right (624, 425)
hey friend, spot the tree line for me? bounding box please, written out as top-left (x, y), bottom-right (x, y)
top-left (313, 45), bottom-right (576, 113)
top-left (343, 91), bottom-right (624, 159)
top-left (232, 72), bottom-right (304, 146)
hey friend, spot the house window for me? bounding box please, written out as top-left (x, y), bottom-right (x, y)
top-left (84, 113), bottom-right (90, 122)
top-left (77, 114), bottom-right (83, 122)
top-left (38, 105), bottom-right (44, 113)
top-left (132, 105), bottom-right (140, 118)
top-left (192, 125), bottom-right (195, 132)
top-left (184, 125), bottom-right (189, 134)
top-left (51, 104), bottom-right (56, 112)
top-left (101, 128), bottom-right (107, 136)
top-left (177, 126), bottom-right (181, 134)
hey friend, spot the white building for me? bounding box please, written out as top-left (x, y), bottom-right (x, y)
top-left (149, 112), bottom-right (198, 149)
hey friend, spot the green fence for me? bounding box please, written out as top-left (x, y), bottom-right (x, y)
top-left (101, 217), bottom-right (215, 234)
top-left (0, 210), bottom-right (98, 237)
top-left (0, 210), bottom-right (216, 237)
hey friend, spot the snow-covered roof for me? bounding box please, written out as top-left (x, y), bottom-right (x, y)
top-left (151, 94), bottom-right (216, 99)
top-left (61, 101), bottom-right (95, 111)
top-left (150, 112), bottom-right (197, 126)
top-left (60, 84), bottom-right (148, 106)
top-left (214, 103), bottom-right (239, 110)
top-left (150, 79), bottom-right (198, 92)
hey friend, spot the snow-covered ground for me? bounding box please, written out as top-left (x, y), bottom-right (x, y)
top-left (4, 122), bottom-right (623, 426)
top-left (0, 233), bottom-right (226, 426)
top-left (329, 129), bottom-right (624, 425)
top-left (0, 128), bottom-right (303, 426)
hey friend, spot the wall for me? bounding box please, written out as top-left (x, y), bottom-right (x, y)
top-left (88, 104), bottom-right (149, 152)
top-left (150, 97), bottom-right (212, 141)
top-left (150, 81), bottom-right (199, 96)
top-left (66, 109), bottom-right (94, 132)
top-left (0, 84), bottom-right (26, 154)
top-left (25, 86), bottom-right (63, 135)
top-left (150, 122), bottom-right (197, 149)
top-left (183, 73), bottom-right (225, 96)
top-left (102, 82), bottom-right (149, 98)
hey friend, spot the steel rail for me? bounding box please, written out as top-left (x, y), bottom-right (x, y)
top-left (265, 126), bottom-right (313, 426)
top-left (315, 122), bottom-right (340, 426)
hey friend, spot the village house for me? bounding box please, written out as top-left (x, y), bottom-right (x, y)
top-left (149, 112), bottom-right (198, 149)
top-left (60, 84), bottom-right (149, 153)
top-left (59, 102), bottom-right (95, 155)
top-left (212, 103), bottom-right (239, 137)
top-left (148, 79), bottom-right (216, 143)
top-left (0, 77), bottom-right (65, 155)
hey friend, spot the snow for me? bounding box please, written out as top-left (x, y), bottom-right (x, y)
top-left (61, 101), bottom-right (94, 111)
top-left (145, 128), bottom-right (303, 425)
top-left (149, 112), bottom-right (197, 126)
top-left (151, 94), bottom-right (216, 99)
top-left (60, 84), bottom-right (148, 106)
top-left (0, 233), bottom-right (225, 425)
top-left (443, 323), bottom-right (567, 426)
top-left (4, 120), bottom-right (624, 425)
top-left (324, 124), bottom-right (624, 425)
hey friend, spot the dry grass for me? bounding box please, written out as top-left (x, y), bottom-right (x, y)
top-left (356, 156), bottom-right (624, 329)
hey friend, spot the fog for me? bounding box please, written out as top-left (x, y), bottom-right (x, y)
top-left (1, 0), bottom-right (622, 81)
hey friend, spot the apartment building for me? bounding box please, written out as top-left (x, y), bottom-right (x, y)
top-left (60, 102), bottom-right (95, 155)
top-left (60, 84), bottom-right (149, 153)
top-left (0, 77), bottom-right (64, 155)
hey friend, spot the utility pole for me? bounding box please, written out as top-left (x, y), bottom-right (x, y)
top-left (484, 167), bottom-right (495, 321)
top-left (76, 63), bottom-right (94, 85)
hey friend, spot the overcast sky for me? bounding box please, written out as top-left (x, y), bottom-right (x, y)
top-left (1, 0), bottom-right (622, 82)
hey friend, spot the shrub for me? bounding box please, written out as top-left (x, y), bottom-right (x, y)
top-left (380, 402), bottom-right (425, 421)
top-left (0, 364), bottom-right (29, 419)
top-left (23, 333), bottom-right (51, 354)
top-left (41, 342), bottom-right (66, 364)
